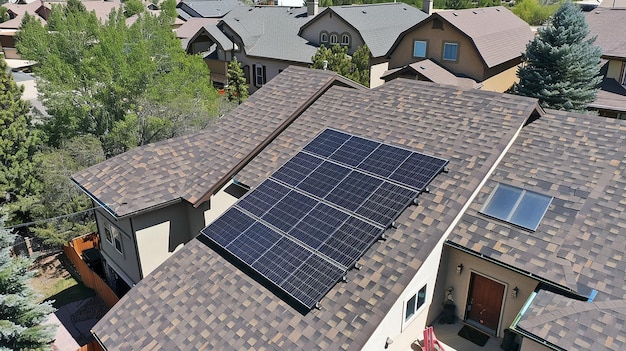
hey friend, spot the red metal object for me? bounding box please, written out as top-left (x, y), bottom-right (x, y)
top-left (423, 326), bottom-right (446, 351)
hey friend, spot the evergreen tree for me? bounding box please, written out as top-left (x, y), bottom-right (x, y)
top-left (515, 1), bottom-right (602, 111)
top-left (0, 57), bottom-right (41, 203)
top-left (226, 57), bottom-right (249, 105)
top-left (0, 217), bottom-right (56, 350)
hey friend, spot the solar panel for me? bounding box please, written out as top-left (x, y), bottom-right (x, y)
top-left (329, 136), bottom-right (379, 167)
top-left (200, 128), bottom-right (448, 310)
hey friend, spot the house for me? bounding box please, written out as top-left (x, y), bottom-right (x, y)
top-left (385, 6), bottom-right (534, 92)
top-left (71, 68), bottom-right (363, 292)
top-left (183, 2), bottom-right (428, 90)
top-left (175, 0), bottom-right (242, 20)
top-left (585, 7), bottom-right (626, 119)
top-left (87, 67), bottom-right (626, 351)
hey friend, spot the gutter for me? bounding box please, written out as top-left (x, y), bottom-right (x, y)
top-left (508, 291), bottom-right (567, 351)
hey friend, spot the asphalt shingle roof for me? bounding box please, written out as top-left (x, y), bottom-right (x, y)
top-left (308, 3), bottom-right (428, 57)
top-left (585, 8), bottom-right (626, 59)
top-left (177, 0), bottom-right (242, 18)
top-left (220, 6), bottom-right (319, 63)
top-left (381, 59), bottom-right (480, 89)
top-left (434, 6), bottom-right (533, 68)
top-left (72, 66), bottom-right (362, 217)
top-left (447, 109), bottom-right (626, 351)
top-left (91, 73), bottom-right (542, 350)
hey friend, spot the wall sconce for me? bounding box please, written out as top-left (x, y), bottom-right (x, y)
top-left (385, 337), bottom-right (394, 349)
top-left (456, 263), bottom-right (463, 275)
top-left (512, 287), bottom-right (519, 299)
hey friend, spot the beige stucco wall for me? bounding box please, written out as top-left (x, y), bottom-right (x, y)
top-left (387, 18), bottom-right (486, 82)
top-left (480, 65), bottom-right (519, 92)
top-left (606, 59), bottom-right (625, 81)
top-left (520, 337), bottom-right (553, 351)
top-left (370, 60), bottom-right (388, 88)
top-left (299, 12), bottom-right (364, 55)
top-left (135, 221), bottom-right (182, 277)
top-left (204, 180), bottom-right (242, 225)
top-left (441, 246), bottom-right (540, 337)
top-left (234, 53), bottom-right (308, 93)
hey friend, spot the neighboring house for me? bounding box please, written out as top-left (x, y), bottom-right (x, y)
top-left (585, 7), bottom-right (626, 119)
top-left (297, 2), bottom-right (429, 88)
top-left (87, 67), bottom-right (626, 351)
top-left (386, 6), bottom-right (534, 92)
top-left (380, 59), bottom-right (480, 89)
top-left (71, 68), bottom-right (363, 292)
top-left (184, 1), bottom-right (428, 91)
top-left (175, 0), bottom-right (242, 20)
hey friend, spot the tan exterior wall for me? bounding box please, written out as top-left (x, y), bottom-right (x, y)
top-left (607, 59), bottom-right (625, 81)
top-left (362, 234), bottom-right (447, 351)
top-left (234, 53), bottom-right (308, 93)
top-left (387, 18), bottom-right (486, 81)
top-left (299, 12), bottom-right (364, 55)
top-left (204, 180), bottom-right (242, 225)
top-left (370, 60), bottom-right (388, 88)
top-left (520, 337), bottom-right (553, 351)
top-left (480, 65), bottom-right (519, 92)
top-left (442, 246), bottom-right (540, 337)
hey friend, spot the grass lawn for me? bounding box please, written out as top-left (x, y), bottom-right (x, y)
top-left (30, 252), bottom-right (96, 308)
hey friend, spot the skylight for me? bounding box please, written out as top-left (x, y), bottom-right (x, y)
top-left (481, 183), bottom-right (552, 231)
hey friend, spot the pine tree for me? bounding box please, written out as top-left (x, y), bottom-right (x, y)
top-left (311, 44), bottom-right (370, 87)
top-left (0, 57), bottom-right (41, 203)
top-left (515, 1), bottom-right (602, 111)
top-left (0, 217), bottom-right (56, 350)
top-left (226, 57), bottom-right (249, 105)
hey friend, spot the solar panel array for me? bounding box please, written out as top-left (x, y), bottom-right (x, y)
top-left (200, 129), bottom-right (448, 310)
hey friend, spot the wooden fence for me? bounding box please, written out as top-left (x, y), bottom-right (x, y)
top-left (63, 233), bottom-right (119, 308)
top-left (78, 341), bottom-right (105, 351)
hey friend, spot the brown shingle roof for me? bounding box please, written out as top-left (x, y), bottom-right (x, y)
top-left (435, 6), bottom-right (534, 68)
top-left (381, 59), bottom-right (480, 89)
top-left (91, 76), bottom-right (542, 350)
top-left (72, 66), bottom-right (363, 217)
top-left (585, 8), bottom-right (626, 59)
top-left (447, 109), bottom-right (626, 350)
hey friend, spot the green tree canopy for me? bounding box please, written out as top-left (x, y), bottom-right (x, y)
top-left (226, 57), bottom-right (249, 105)
top-left (16, 0), bottom-right (219, 157)
top-left (0, 217), bottom-right (56, 350)
top-left (512, 0), bottom-right (560, 26)
top-left (0, 57), bottom-right (41, 203)
top-left (514, 1), bottom-right (602, 111)
top-left (311, 44), bottom-right (370, 87)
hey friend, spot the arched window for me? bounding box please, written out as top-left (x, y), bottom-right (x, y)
top-left (330, 33), bottom-right (338, 45)
top-left (341, 33), bottom-right (350, 46)
top-left (320, 31), bottom-right (329, 44)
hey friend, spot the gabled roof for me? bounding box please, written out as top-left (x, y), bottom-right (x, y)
top-left (82, 1), bottom-right (121, 21)
top-left (91, 71), bottom-right (543, 350)
top-left (219, 6), bottom-right (318, 63)
top-left (299, 2), bottom-right (428, 58)
top-left (390, 6), bottom-right (533, 68)
top-left (447, 109), bottom-right (626, 350)
top-left (585, 8), bottom-right (626, 59)
top-left (381, 59), bottom-right (480, 89)
top-left (0, 1), bottom-right (49, 29)
top-left (175, 17), bottom-right (219, 39)
top-left (182, 23), bottom-right (234, 52)
top-left (72, 66), bottom-right (364, 218)
top-left (589, 77), bottom-right (626, 113)
top-left (176, 0), bottom-right (242, 18)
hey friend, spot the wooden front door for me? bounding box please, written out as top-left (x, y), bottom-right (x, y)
top-left (465, 273), bottom-right (505, 334)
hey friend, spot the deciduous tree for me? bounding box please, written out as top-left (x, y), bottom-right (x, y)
top-left (514, 1), bottom-right (602, 111)
top-left (311, 44), bottom-right (370, 87)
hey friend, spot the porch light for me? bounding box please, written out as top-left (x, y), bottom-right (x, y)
top-left (456, 263), bottom-right (463, 275)
top-left (512, 287), bottom-right (519, 299)
top-left (385, 337), bottom-right (394, 349)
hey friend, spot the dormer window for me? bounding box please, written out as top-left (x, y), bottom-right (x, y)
top-left (320, 31), bottom-right (329, 44)
top-left (330, 33), bottom-right (338, 45)
top-left (341, 33), bottom-right (350, 46)
top-left (481, 183), bottom-right (552, 231)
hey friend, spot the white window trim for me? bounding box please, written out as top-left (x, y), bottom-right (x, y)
top-left (320, 31), bottom-right (328, 44)
top-left (255, 65), bottom-right (264, 87)
top-left (620, 62), bottom-right (626, 85)
top-left (341, 33), bottom-right (350, 46)
top-left (104, 222), bottom-right (124, 255)
top-left (329, 33), bottom-right (338, 45)
top-left (413, 40), bottom-right (427, 58)
top-left (403, 284), bottom-right (428, 328)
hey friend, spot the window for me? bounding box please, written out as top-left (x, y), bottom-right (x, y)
top-left (341, 33), bottom-right (350, 46)
top-left (405, 285), bottom-right (427, 322)
top-left (413, 40), bottom-right (427, 58)
top-left (320, 31), bottom-right (328, 44)
top-left (330, 33), bottom-right (338, 45)
top-left (253, 64), bottom-right (266, 88)
top-left (104, 222), bottom-right (123, 254)
top-left (481, 183), bottom-right (552, 231)
top-left (620, 62), bottom-right (626, 85)
top-left (443, 42), bottom-right (458, 61)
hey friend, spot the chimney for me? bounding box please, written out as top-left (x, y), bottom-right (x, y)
top-left (307, 0), bottom-right (318, 17)
top-left (422, 0), bottom-right (432, 15)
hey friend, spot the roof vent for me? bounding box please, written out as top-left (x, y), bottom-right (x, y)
top-left (362, 10), bottom-right (366, 13)
top-left (472, 10), bottom-right (477, 14)
top-left (419, 66), bottom-right (425, 69)
top-left (453, 12), bottom-right (457, 16)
